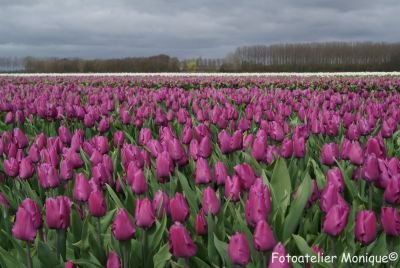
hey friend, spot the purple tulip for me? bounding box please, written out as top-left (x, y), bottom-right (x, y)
top-left (214, 161), bottom-right (227, 185)
top-left (45, 196), bottom-right (71, 230)
top-left (195, 209), bottom-right (208, 235)
top-left (323, 204), bottom-right (349, 236)
top-left (106, 251), bottom-right (121, 268)
top-left (113, 131), bottom-right (124, 148)
top-left (234, 163), bottom-right (257, 190)
top-left (130, 169), bottom-right (148, 195)
top-left (195, 158), bottom-right (213, 184)
top-left (361, 154), bottom-right (379, 181)
top-left (88, 190), bottom-right (107, 218)
top-left (13, 128), bottom-right (28, 149)
top-left (218, 130), bottom-right (232, 154)
top-left (384, 175), bottom-right (400, 204)
top-left (58, 126), bottom-right (72, 145)
top-left (281, 138), bottom-right (293, 159)
top-left (170, 192), bottom-right (190, 222)
top-left (348, 141), bottom-right (364, 165)
top-left (156, 151), bottom-right (173, 183)
top-left (355, 210), bottom-right (377, 245)
top-left (198, 136), bottom-right (212, 158)
top-left (253, 220), bottom-right (276, 251)
top-left (228, 232), bottom-right (250, 266)
top-left (20, 198), bottom-right (42, 229)
top-left (293, 136), bottom-right (306, 158)
top-left (38, 163), bottom-right (60, 189)
top-left (320, 183), bottom-right (347, 213)
top-left (112, 208), bottom-right (136, 241)
top-left (202, 187), bottom-right (220, 215)
top-left (12, 206), bottom-right (37, 241)
top-left (269, 243), bottom-right (290, 268)
top-left (4, 157), bottom-right (19, 177)
top-left (326, 167), bottom-right (344, 192)
top-left (252, 136), bottom-right (266, 161)
top-left (321, 143), bottom-right (339, 166)
top-left (73, 173), bottom-right (91, 202)
top-left (381, 207), bottom-right (400, 236)
top-left (168, 222), bottom-right (197, 258)
top-left (19, 158), bottom-right (34, 179)
top-left (152, 190), bottom-right (170, 218)
top-left (225, 175), bottom-right (241, 202)
top-left (135, 198), bottom-right (155, 228)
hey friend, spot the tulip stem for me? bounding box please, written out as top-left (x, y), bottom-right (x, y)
top-left (142, 230), bottom-right (147, 268)
top-left (368, 184), bottom-right (373, 209)
top-left (56, 230), bottom-right (61, 260)
top-left (122, 241), bottom-right (129, 268)
top-left (25, 241), bottom-right (33, 268)
top-left (96, 217), bottom-right (102, 248)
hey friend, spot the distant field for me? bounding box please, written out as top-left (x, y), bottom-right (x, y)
top-left (0, 71), bottom-right (400, 77)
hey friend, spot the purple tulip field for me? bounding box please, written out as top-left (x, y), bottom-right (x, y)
top-left (1, 75), bottom-right (400, 268)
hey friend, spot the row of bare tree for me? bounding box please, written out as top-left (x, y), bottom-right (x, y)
top-left (1, 42), bottom-right (399, 72)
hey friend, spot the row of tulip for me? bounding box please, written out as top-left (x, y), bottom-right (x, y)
top-left (0, 76), bottom-right (399, 268)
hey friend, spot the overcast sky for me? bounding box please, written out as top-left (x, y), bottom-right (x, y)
top-left (0, 0), bottom-right (399, 59)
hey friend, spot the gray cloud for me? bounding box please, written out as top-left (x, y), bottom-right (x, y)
top-left (0, 0), bottom-right (399, 58)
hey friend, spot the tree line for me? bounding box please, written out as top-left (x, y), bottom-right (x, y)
top-left (1, 42), bottom-right (399, 72)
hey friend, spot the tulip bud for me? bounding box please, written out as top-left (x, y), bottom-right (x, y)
top-left (21, 198), bottom-right (42, 229)
top-left (135, 198), bottom-right (155, 228)
top-left (13, 128), bottom-right (28, 149)
top-left (38, 163), bottom-right (60, 189)
top-left (170, 192), bottom-right (190, 222)
top-left (348, 141), bottom-right (364, 165)
top-left (293, 136), bottom-right (306, 158)
top-left (355, 210), bottom-right (377, 245)
top-left (88, 191), bottom-right (107, 218)
top-left (384, 175), bottom-right (400, 205)
top-left (252, 136), bottom-right (266, 161)
top-left (19, 158), bottom-right (34, 180)
top-left (269, 243), bottom-right (290, 268)
top-left (12, 206), bottom-right (37, 241)
top-left (233, 163), bottom-right (256, 190)
top-left (326, 167), bottom-right (344, 192)
top-left (320, 183), bottom-right (347, 213)
top-left (4, 157), bottom-right (19, 177)
top-left (214, 161), bottom-right (227, 185)
top-left (321, 143), bottom-right (339, 166)
top-left (202, 187), bottom-right (220, 216)
top-left (113, 131), bottom-right (124, 148)
top-left (60, 159), bottom-right (73, 181)
top-left (152, 190), bottom-right (170, 218)
top-left (58, 126), bottom-right (71, 145)
top-left (228, 232), bottom-right (250, 266)
top-left (323, 204), bottom-right (349, 236)
top-left (112, 208), bottom-right (136, 241)
top-left (45, 196), bottom-right (71, 230)
top-left (253, 220), bottom-right (276, 251)
top-left (198, 136), bottom-right (212, 158)
top-left (106, 251), bottom-right (121, 268)
top-left (195, 209), bottom-right (208, 235)
top-left (73, 173), bottom-right (91, 202)
top-left (195, 158), bottom-right (213, 184)
top-left (361, 154), bottom-right (379, 181)
top-left (130, 169), bottom-right (148, 195)
top-left (281, 138), bottom-right (293, 159)
top-left (168, 222), bottom-right (197, 258)
top-left (156, 151), bottom-right (173, 183)
top-left (225, 175), bottom-right (241, 202)
top-left (65, 261), bottom-right (76, 268)
top-left (381, 207), bottom-right (400, 236)
top-left (218, 130), bottom-right (232, 154)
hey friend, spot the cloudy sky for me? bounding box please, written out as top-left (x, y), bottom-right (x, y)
top-left (0, 0), bottom-right (399, 59)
